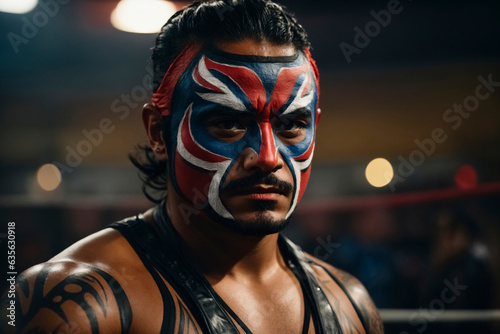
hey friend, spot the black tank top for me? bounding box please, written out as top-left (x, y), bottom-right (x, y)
top-left (109, 204), bottom-right (363, 333)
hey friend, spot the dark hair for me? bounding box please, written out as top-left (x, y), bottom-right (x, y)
top-left (130, 0), bottom-right (311, 203)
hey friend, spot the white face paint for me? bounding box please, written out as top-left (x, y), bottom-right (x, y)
top-left (167, 49), bottom-right (319, 221)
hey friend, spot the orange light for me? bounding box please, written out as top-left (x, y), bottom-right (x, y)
top-left (365, 158), bottom-right (394, 187)
top-left (111, 0), bottom-right (177, 34)
top-left (36, 164), bottom-right (61, 191)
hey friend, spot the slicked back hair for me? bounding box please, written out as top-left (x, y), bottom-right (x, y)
top-left (131, 0), bottom-right (312, 203)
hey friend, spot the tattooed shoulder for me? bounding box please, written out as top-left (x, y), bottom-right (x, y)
top-left (14, 260), bottom-right (132, 334)
top-left (304, 254), bottom-right (384, 334)
top-left (327, 266), bottom-right (384, 334)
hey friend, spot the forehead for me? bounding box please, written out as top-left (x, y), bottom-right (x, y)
top-left (169, 45), bottom-right (315, 117)
top-left (200, 48), bottom-right (305, 82)
top-left (216, 40), bottom-right (297, 58)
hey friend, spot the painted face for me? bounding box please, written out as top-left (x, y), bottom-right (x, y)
top-left (162, 47), bottom-right (319, 221)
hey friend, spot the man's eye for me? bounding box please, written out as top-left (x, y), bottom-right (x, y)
top-left (272, 114), bottom-right (311, 142)
top-left (278, 122), bottom-right (304, 131)
top-left (274, 118), bottom-right (309, 132)
top-left (206, 118), bottom-right (247, 142)
top-left (216, 120), bottom-right (245, 131)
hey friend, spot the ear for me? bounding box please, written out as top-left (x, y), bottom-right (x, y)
top-left (142, 103), bottom-right (168, 161)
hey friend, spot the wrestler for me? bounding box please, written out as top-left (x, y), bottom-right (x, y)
top-left (8, 1), bottom-right (383, 333)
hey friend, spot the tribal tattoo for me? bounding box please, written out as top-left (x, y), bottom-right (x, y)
top-left (177, 300), bottom-right (200, 334)
top-left (320, 279), bottom-right (363, 334)
top-left (15, 262), bottom-right (132, 334)
top-left (333, 269), bottom-right (384, 334)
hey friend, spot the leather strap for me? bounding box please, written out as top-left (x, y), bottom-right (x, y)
top-left (110, 203), bottom-right (343, 333)
top-left (153, 203), bottom-right (240, 334)
top-left (279, 236), bottom-right (342, 334)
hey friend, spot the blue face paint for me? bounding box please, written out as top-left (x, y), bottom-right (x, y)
top-left (168, 49), bottom-right (319, 220)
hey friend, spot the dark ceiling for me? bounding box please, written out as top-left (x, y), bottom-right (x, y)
top-left (0, 0), bottom-right (499, 197)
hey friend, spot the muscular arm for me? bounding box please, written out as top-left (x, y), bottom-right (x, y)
top-left (13, 261), bottom-right (132, 334)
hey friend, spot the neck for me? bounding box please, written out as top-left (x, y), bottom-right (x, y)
top-left (165, 189), bottom-right (285, 284)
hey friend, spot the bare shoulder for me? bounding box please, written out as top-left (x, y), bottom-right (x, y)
top-left (11, 225), bottom-right (161, 333)
top-left (304, 253), bottom-right (384, 334)
top-left (50, 227), bottom-right (154, 295)
top-left (50, 227), bottom-right (134, 265)
top-left (14, 258), bottom-right (132, 334)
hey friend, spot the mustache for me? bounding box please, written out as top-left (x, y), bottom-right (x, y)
top-left (221, 172), bottom-right (294, 196)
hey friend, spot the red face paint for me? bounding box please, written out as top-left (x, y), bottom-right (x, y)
top-left (152, 45), bottom-right (320, 220)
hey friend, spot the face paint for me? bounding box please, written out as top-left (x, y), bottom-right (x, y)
top-left (155, 46), bottom-right (320, 221)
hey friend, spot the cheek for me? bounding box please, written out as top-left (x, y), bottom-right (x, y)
top-left (297, 167), bottom-right (311, 202)
top-left (174, 151), bottom-right (214, 207)
top-left (285, 133), bottom-right (315, 204)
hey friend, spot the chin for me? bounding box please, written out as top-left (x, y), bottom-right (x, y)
top-left (224, 211), bottom-right (291, 236)
top-left (211, 207), bottom-right (290, 236)
top-left (215, 198), bottom-right (292, 236)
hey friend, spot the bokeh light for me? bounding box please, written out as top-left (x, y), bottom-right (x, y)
top-left (365, 158), bottom-right (394, 188)
top-left (455, 164), bottom-right (478, 189)
top-left (0, 0), bottom-right (38, 14)
top-left (110, 0), bottom-right (177, 34)
top-left (36, 163), bottom-right (62, 191)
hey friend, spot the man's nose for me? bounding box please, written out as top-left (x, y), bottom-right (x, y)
top-left (242, 122), bottom-right (281, 173)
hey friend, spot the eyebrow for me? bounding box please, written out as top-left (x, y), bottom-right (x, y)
top-left (203, 107), bottom-right (255, 118)
top-left (278, 107), bottom-right (312, 119)
top-left (203, 107), bottom-right (312, 120)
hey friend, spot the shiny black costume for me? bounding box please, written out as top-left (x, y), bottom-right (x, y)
top-left (110, 204), bottom-right (367, 334)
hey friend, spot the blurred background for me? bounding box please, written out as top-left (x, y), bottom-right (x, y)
top-left (1, 0), bottom-right (499, 332)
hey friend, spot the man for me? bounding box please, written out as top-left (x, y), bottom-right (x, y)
top-left (9, 0), bottom-right (383, 333)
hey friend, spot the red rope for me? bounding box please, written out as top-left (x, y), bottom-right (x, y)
top-left (297, 181), bottom-right (500, 214)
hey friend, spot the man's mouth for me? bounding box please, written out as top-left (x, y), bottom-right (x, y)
top-left (234, 185), bottom-right (286, 200)
top-left (221, 173), bottom-right (293, 200)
